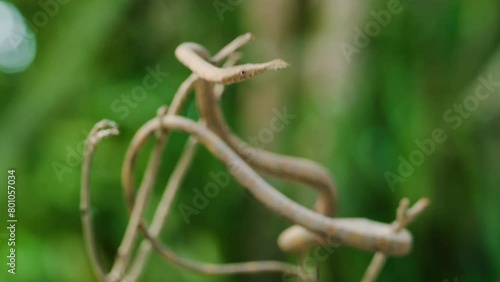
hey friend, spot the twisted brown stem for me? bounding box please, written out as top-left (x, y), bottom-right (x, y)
top-left (124, 115), bottom-right (412, 256)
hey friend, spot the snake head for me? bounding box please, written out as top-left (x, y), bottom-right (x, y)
top-left (221, 59), bottom-right (289, 85)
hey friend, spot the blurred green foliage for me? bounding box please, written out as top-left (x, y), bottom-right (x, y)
top-left (1, 0), bottom-right (500, 281)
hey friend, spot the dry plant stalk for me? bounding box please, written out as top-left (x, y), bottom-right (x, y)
top-left (80, 33), bottom-right (429, 282)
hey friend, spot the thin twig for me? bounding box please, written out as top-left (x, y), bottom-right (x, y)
top-left (211, 33), bottom-right (254, 63)
top-left (81, 120), bottom-right (119, 282)
top-left (361, 198), bottom-right (430, 282)
top-left (140, 227), bottom-right (306, 280)
top-left (123, 137), bottom-right (198, 282)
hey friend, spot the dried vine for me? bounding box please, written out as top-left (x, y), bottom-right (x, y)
top-left (81, 33), bottom-right (429, 282)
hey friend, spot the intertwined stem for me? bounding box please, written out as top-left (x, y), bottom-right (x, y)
top-left (80, 33), bottom-right (429, 282)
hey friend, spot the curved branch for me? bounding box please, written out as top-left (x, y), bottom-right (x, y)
top-left (81, 120), bottom-right (119, 282)
top-left (140, 227), bottom-right (306, 280)
top-left (124, 115), bottom-right (412, 256)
